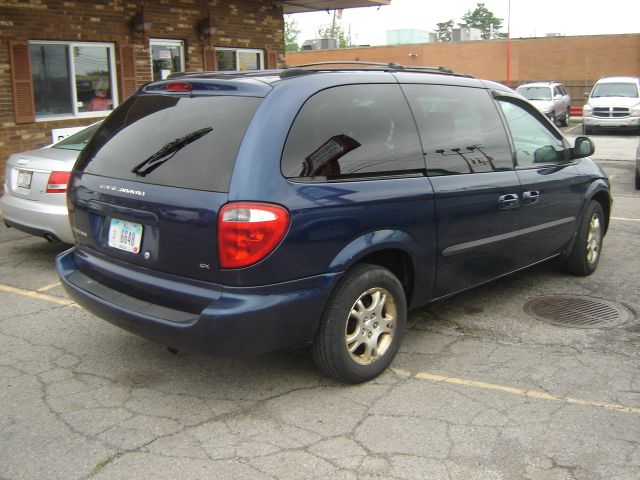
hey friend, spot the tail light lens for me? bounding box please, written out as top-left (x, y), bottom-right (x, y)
top-left (46, 171), bottom-right (71, 193)
top-left (218, 202), bottom-right (290, 269)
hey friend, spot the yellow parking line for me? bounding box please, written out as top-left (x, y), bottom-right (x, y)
top-left (0, 283), bottom-right (77, 307)
top-left (611, 216), bottom-right (640, 222)
top-left (392, 369), bottom-right (640, 415)
top-left (36, 282), bottom-right (62, 293)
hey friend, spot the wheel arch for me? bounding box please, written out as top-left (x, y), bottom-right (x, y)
top-left (589, 188), bottom-right (611, 234)
top-left (328, 230), bottom-right (420, 306)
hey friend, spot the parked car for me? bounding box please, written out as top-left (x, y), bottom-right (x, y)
top-left (515, 81), bottom-right (572, 127)
top-left (1, 122), bottom-right (101, 243)
top-left (583, 76), bottom-right (640, 134)
top-left (56, 63), bottom-right (611, 383)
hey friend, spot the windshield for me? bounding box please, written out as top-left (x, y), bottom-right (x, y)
top-left (516, 86), bottom-right (552, 101)
top-left (591, 82), bottom-right (639, 98)
top-left (53, 122), bottom-right (101, 151)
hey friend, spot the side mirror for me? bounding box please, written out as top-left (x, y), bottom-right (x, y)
top-left (572, 136), bottom-right (595, 159)
top-left (533, 145), bottom-right (562, 163)
top-left (554, 94), bottom-right (562, 99)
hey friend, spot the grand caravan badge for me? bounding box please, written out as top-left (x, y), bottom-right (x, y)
top-left (99, 184), bottom-right (146, 197)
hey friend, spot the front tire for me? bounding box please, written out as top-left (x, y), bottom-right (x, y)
top-left (560, 108), bottom-right (570, 127)
top-left (311, 263), bottom-right (407, 384)
top-left (563, 201), bottom-right (604, 276)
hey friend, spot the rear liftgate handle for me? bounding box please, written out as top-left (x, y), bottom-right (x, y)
top-left (498, 193), bottom-right (520, 210)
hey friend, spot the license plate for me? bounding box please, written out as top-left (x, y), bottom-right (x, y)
top-left (17, 170), bottom-right (32, 189)
top-left (108, 219), bottom-right (143, 254)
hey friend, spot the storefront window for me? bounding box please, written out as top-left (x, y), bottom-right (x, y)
top-left (150, 39), bottom-right (185, 80)
top-left (216, 48), bottom-right (264, 71)
top-left (30, 41), bottom-right (117, 120)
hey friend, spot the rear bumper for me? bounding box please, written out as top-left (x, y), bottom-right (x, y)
top-left (0, 193), bottom-right (73, 243)
top-left (583, 116), bottom-right (640, 129)
top-left (56, 247), bottom-right (341, 356)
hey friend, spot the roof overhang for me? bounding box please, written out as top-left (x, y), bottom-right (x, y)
top-left (282, 0), bottom-right (390, 14)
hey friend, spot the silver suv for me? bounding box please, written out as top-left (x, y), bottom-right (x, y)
top-left (516, 81), bottom-right (571, 127)
top-left (583, 76), bottom-right (640, 134)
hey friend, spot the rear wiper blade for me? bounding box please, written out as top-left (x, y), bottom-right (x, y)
top-left (132, 127), bottom-right (213, 177)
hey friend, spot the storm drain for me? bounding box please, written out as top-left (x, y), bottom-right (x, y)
top-left (523, 295), bottom-right (633, 329)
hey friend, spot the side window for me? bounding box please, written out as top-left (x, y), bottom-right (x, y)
top-left (402, 84), bottom-right (513, 175)
top-left (281, 84), bottom-right (424, 180)
top-left (498, 100), bottom-right (567, 168)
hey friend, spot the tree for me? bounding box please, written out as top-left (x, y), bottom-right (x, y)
top-left (284, 16), bottom-right (301, 52)
top-left (316, 10), bottom-right (350, 48)
top-left (434, 20), bottom-right (454, 42)
top-left (460, 3), bottom-right (506, 40)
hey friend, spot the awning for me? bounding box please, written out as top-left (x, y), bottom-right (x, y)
top-left (282, 0), bottom-right (390, 14)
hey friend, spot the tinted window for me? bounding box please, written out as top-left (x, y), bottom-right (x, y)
top-left (77, 95), bottom-right (261, 192)
top-left (499, 100), bottom-right (567, 168)
top-left (281, 84), bottom-right (424, 179)
top-left (403, 84), bottom-right (513, 175)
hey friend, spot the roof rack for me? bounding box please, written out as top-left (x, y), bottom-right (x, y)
top-left (280, 61), bottom-right (471, 79)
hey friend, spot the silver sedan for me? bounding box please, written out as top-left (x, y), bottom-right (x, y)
top-left (1, 122), bottom-right (100, 244)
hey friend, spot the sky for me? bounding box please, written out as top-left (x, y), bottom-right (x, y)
top-left (288, 0), bottom-right (639, 46)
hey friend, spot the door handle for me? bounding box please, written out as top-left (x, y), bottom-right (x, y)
top-left (523, 190), bottom-right (540, 205)
top-left (498, 193), bottom-right (519, 209)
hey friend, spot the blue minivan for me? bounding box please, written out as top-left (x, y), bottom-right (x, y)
top-left (56, 63), bottom-right (611, 383)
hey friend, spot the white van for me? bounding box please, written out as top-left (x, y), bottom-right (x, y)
top-left (583, 76), bottom-right (640, 134)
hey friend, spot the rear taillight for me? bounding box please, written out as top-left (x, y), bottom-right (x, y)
top-left (218, 202), bottom-right (290, 269)
top-left (46, 171), bottom-right (71, 193)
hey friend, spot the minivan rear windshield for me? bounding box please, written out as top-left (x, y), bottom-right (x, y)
top-left (76, 95), bottom-right (261, 192)
top-left (591, 82), bottom-right (639, 98)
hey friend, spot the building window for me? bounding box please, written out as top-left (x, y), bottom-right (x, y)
top-left (216, 48), bottom-right (264, 71)
top-left (150, 39), bottom-right (185, 80)
top-left (30, 41), bottom-right (118, 120)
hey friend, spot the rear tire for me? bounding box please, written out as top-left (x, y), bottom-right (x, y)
top-left (560, 109), bottom-right (569, 127)
top-left (563, 201), bottom-right (604, 276)
top-left (311, 263), bottom-right (407, 384)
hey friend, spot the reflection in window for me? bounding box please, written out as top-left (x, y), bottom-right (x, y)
top-left (499, 101), bottom-right (566, 168)
top-left (281, 85), bottom-right (424, 180)
top-left (31, 44), bottom-right (73, 117)
top-left (216, 48), bottom-right (263, 71)
top-left (150, 40), bottom-right (184, 80)
top-left (30, 42), bottom-right (117, 119)
top-left (75, 46), bottom-right (113, 112)
top-left (403, 84), bottom-right (513, 175)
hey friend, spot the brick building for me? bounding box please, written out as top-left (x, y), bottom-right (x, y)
top-left (286, 33), bottom-right (640, 110)
top-left (0, 0), bottom-right (389, 185)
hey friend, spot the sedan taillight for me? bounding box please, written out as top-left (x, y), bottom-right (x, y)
top-left (46, 171), bottom-right (71, 193)
top-left (218, 202), bottom-right (290, 269)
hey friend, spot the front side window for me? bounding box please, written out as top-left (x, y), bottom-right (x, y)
top-left (216, 48), bottom-right (264, 71)
top-left (281, 84), bottom-right (424, 180)
top-left (499, 100), bottom-right (567, 168)
top-left (403, 84), bottom-right (513, 175)
top-left (150, 39), bottom-right (185, 80)
top-left (30, 41), bottom-right (117, 120)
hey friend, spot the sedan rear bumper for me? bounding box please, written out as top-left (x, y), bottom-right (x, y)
top-left (0, 193), bottom-right (73, 243)
top-left (56, 247), bottom-right (341, 357)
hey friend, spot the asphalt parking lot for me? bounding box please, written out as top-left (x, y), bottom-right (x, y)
top-left (1, 126), bottom-right (639, 480)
